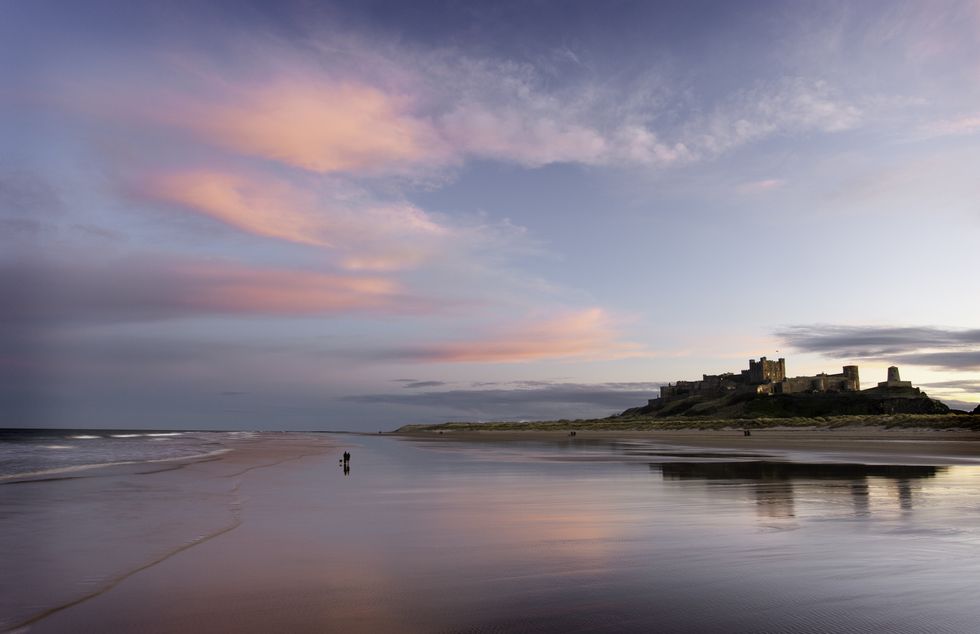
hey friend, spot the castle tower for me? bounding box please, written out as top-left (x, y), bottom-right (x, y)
top-left (747, 357), bottom-right (786, 384)
top-left (878, 366), bottom-right (912, 389)
top-left (843, 365), bottom-right (860, 391)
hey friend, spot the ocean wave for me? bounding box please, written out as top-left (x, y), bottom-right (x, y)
top-left (70, 435), bottom-right (101, 439)
top-left (110, 434), bottom-right (143, 438)
top-left (0, 448), bottom-right (232, 483)
top-left (41, 445), bottom-right (73, 450)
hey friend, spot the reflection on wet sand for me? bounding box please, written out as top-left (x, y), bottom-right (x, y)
top-left (9, 435), bottom-right (980, 633)
top-left (655, 461), bottom-right (942, 518)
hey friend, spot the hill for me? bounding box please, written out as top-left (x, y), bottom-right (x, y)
top-left (621, 387), bottom-right (951, 419)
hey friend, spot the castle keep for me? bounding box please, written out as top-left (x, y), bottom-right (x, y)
top-left (656, 357), bottom-right (863, 404)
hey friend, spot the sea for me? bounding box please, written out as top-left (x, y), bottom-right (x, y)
top-left (0, 429), bottom-right (243, 480)
top-left (3, 431), bottom-right (980, 632)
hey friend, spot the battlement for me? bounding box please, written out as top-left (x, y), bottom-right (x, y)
top-left (745, 357), bottom-right (786, 383)
top-left (657, 357), bottom-right (863, 402)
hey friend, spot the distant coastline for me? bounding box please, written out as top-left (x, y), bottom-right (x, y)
top-left (397, 356), bottom-right (978, 433)
top-left (396, 412), bottom-right (980, 434)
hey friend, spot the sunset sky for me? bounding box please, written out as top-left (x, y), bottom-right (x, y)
top-left (3, 0), bottom-right (978, 429)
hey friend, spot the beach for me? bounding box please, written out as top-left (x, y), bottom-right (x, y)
top-left (1, 432), bottom-right (336, 633)
top-left (4, 429), bottom-right (980, 632)
top-left (396, 428), bottom-right (980, 465)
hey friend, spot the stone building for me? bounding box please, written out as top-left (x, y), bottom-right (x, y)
top-left (774, 365), bottom-right (860, 394)
top-left (656, 357), bottom-right (861, 404)
top-left (744, 357), bottom-right (786, 383)
top-left (877, 366), bottom-right (913, 389)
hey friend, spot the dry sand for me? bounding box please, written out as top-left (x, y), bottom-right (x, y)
top-left (394, 428), bottom-right (980, 465)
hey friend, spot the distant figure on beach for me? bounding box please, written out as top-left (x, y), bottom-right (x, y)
top-left (569, 431), bottom-right (577, 437)
top-left (743, 429), bottom-right (751, 437)
top-left (340, 451), bottom-right (351, 475)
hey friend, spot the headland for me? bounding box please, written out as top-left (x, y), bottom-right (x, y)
top-left (396, 357), bottom-right (979, 436)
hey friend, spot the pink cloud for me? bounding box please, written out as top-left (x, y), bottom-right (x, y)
top-left (737, 179), bottom-right (785, 194)
top-left (398, 308), bottom-right (649, 363)
top-left (61, 41), bottom-right (868, 180)
top-left (143, 170), bottom-right (328, 246)
top-left (169, 80), bottom-right (451, 174)
top-left (139, 169), bottom-right (449, 271)
top-left (182, 262), bottom-right (401, 315)
top-left (924, 114), bottom-right (980, 137)
top-left (2, 257), bottom-right (415, 323)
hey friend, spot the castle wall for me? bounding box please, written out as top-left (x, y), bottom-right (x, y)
top-left (775, 369), bottom-right (859, 394)
top-left (659, 358), bottom-right (859, 402)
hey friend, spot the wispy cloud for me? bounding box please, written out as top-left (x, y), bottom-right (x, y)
top-left (441, 102), bottom-right (609, 167)
top-left (383, 308), bottom-right (649, 364)
top-left (165, 79), bottom-right (451, 174)
top-left (921, 113), bottom-right (980, 138)
top-left (0, 257), bottom-right (416, 324)
top-left (400, 380), bottom-right (448, 389)
top-left (138, 169), bottom-right (449, 270)
top-left (435, 72), bottom-right (862, 168)
top-left (691, 78), bottom-right (862, 159)
top-left (61, 35), bottom-right (868, 177)
top-left (918, 379), bottom-right (980, 410)
top-left (777, 325), bottom-right (980, 370)
top-left (889, 351), bottom-right (980, 372)
top-left (737, 178), bottom-right (785, 194)
top-left (919, 379), bottom-right (980, 391)
top-left (0, 170), bottom-right (62, 216)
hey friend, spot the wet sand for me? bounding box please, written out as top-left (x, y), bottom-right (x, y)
top-left (1, 433), bottom-right (337, 633)
top-left (5, 430), bottom-right (980, 633)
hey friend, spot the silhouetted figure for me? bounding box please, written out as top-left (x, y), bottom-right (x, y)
top-left (743, 429), bottom-right (752, 436)
top-left (343, 463), bottom-right (350, 476)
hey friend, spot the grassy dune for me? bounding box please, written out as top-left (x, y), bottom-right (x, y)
top-left (397, 413), bottom-right (980, 433)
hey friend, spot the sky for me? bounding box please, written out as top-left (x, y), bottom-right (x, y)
top-left (2, 0), bottom-right (979, 430)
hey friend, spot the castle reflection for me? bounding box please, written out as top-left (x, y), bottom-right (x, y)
top-left (654, 462), bottom-right (942, 518)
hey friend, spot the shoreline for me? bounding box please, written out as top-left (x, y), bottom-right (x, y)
top-left (0, 433), bottom-right (340, 633)
top-left (393, 428), bottom-right (980, 465)
top-left (0, 447), bottom-right (234, 484)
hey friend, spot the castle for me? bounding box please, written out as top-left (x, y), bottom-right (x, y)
top-left (654, 356), bottom-right (897, 405)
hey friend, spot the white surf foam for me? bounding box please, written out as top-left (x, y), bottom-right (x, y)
top-left (0, 448), bottom-right (232, 483)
